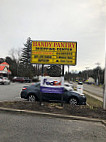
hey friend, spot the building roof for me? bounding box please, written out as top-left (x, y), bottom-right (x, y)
top-left (0, 66), bottom-right (5, 71)
top-left (0, 62), bottom-right (11, 74)
top-left (0, 62), bottom-right (9, 66)
top-left (0, 66), bottom-right (11, 74)
top-left (8, 69), bottom-right (11, 73)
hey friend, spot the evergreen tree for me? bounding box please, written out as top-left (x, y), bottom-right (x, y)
top-left (20, 37), bottom-right (31, 65)
top-left (19, 37), bottom-right (35, 78)
top-left (47, 65), bottom-right (61, 77)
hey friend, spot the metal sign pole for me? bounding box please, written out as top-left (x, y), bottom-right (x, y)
top-left (68, 65), bottom-right (69, 82)
top-left (103, 56), bottom-right (106, 110)
top-left (61, 65), bottom-right (64, 107)
top-left (40, 64), bottom-right (44, 105)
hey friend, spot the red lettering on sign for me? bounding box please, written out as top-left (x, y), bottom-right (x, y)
top-left (54, 42), bottom-right (60, 47)
top-left (61, 43), bottom-right (64, 47)
top-left (33, 42), bottom-right (37, 46)
top-left (72, 43), bottom-right (76, 48)
top-left (38, 42), bottom-right (40, 47)
top-left (45, 42), bottom-right (49, 47)
top-left (49, 42), bottom-right (52, 47)
top-left (68, 43), bottom-right (71, 48)
top-left (54, 42), bottom-right (56, 47)
top-left (41, 42), bottom-right (44, 47)
top-left (57, 43), bottom-right (60, 47)
top-left (65, 43), bottom-right (67, 47)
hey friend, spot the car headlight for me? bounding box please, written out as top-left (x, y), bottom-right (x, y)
top-left (79, 93), bottom-right (85, 96)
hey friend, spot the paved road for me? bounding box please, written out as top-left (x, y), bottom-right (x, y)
top-left (0, 82), bottom-right (32, 101)
top-left (83, 84), bottom-right (103, 98)
top-left (73, 83), bottom-right (103, 98)
top-left (0, 112), bottom-right (106, 142)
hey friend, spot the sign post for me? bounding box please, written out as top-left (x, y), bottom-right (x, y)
top-left (103, 55), bottom-right (106, 110)
top-left (40, 64), bottom-right (44, 105)
top-left (61, 65), bottom-right (64, 107)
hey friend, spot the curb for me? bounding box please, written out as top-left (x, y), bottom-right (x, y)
top-left (74, 85), bottom-right (103, 102)
top-left (0, 107), bottom-right (106, 126)
top-left (83, 90), bottom-right (103, 102)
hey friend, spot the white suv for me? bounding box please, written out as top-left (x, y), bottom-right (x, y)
top-left (0, 77), bottom-right (10, 85)
top-left (64, 82), bottom-right (73, 91)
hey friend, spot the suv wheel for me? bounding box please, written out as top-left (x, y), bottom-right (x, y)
top-left (28, 94), bottom-right (36, 102)
top-left (69, 98), bottom-right (78, 105)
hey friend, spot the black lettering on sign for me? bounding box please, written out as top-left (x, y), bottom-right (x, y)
top-left (38, 59), bottom-right (49, 62)
top-left (67, 61), bottom-right (72, 63)
top-left (60, 60), bottom-right (65, 62)
top-left (40, 56), bottom-right (43, 58)
top-left (58, 56), bottom-right (66, 59)
top-left (44, 56), bottom-right (52, 58)
top-left (36, 47), bottom-right (39, 50)
top-left (68, 57), bottom-right (73, 59)
top-left (34, 55), bottom-right (38, 58)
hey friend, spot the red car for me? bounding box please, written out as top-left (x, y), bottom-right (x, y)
top-left (12, 77), bottom-right (32, 83)
top-left (12, 77), bottom-right (25, 83)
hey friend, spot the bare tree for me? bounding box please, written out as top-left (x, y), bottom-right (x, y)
top-left (9, 48), bottom-right (21, 62)
top-left (9, 48), bottom-right (22, 76)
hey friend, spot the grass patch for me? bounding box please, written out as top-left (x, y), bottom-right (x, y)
top-left (85, 93), bottom-right (103, 108)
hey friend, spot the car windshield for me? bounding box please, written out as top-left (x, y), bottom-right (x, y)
top-left (64, 84), bottom-right (70, 87)
top-left (35, 83), bottom-right (40, 88)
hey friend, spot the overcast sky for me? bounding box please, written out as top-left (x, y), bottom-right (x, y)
top-left (0, 0), bottom-right (105, 71)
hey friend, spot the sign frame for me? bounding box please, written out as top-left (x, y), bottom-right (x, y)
top-left (31, 40), bottom-right (77, 66)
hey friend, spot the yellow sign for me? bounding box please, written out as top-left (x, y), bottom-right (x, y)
top-left (31, 41), bottom-right (77, 65)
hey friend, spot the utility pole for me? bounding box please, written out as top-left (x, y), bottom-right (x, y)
top-left (85, 67), bottom-right (89, 80)
top-left (95, 62), bottom-right (100, 85)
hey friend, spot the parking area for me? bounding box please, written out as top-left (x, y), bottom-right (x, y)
top-left (0, 82), bottom-right (32, 101)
